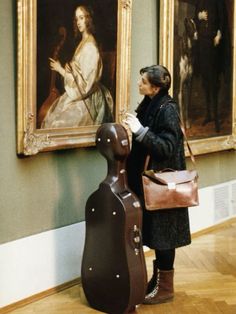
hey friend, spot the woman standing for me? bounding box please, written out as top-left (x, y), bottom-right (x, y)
top-left (41, 5), bottom-right (113, 129)
top-left (124, 65), bottom-right (191, 304)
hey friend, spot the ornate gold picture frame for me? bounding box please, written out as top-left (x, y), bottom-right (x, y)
top-left (17, 0), bottom-right (132, 156)
top-left (159, 0), bottom-right (236, 155)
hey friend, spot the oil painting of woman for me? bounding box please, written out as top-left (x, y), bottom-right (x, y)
top-left (39, 4), bottom-right (114, 129)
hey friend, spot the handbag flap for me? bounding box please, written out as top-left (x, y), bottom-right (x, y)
top-left (143, 169), bottom-right (198, 185)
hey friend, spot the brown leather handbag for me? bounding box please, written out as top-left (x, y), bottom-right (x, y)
top-left (142, 118), bottom-right (199, 211)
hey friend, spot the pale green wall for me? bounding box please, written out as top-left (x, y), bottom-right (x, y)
top-left (1, 0), bottom-right (236, 245)
top-left (130, 0), bottom-right (158, 108)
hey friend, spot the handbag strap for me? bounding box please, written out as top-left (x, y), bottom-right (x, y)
top-left (144, 102), bottom-right (196, 171)
top-left (176, 109), bottom-right (196, 168)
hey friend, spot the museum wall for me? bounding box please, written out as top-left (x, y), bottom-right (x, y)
top-left (1, 0), bottom-right (236, 245)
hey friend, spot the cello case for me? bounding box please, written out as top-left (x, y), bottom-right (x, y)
top-left (81, 123), bottom-right (147, 314)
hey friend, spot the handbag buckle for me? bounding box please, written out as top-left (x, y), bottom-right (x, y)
top-left (168, 182), bottom-right (176, 190)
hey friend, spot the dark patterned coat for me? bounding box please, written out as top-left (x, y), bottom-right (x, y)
top-left (127, 90), bottom-right (191, 250)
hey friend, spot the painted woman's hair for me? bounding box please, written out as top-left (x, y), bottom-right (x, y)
top-left (74, 5), bottom-right (95, 37)
top-left (140, 65), bottom-right (171, 91)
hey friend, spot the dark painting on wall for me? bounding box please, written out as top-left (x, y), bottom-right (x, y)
top-left (159, 0), bottom-right (236, 155)
top-left (173, 0), bottom-right (233, 140)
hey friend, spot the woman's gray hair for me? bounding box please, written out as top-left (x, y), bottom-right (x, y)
top-left (140, 65), bottom-right (171, 91)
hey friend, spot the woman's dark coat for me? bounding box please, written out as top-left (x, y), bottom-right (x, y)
top-left (127, 90), bottom-right (191, 250)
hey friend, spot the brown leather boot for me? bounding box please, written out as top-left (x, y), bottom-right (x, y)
top-left (146, 260), bottom-right (158, 294)
top-left (143, 269), bottom-right (174, 304)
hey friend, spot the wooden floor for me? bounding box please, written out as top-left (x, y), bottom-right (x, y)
top-left (4, 219), bottom-right (236, 314)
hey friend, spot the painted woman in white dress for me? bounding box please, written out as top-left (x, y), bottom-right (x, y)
top-left (41, 5), bottom-right (114, 129)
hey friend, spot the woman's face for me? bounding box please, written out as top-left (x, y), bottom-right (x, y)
top-left (75, 8), bottom-right (87, 33)
top-left (138, 73), bottom-right (160, 98)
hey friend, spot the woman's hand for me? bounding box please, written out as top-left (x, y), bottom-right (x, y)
top-left (49, 58), bottom-right (65, 77)
top-left (123, 113), bottom-right (142, 133)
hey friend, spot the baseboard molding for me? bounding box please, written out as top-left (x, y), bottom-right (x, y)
top-left (0, 221), bottom-right (85, 309)
top-left (145, 216), bottom-right (236, 256)
top-left (2, 217), bottom-right (236, 313)
top-left (1, 278), bottom-right (80, 314)
top-left (188, 180), bottom-right (236, 233)
top-left (191, 216), bottom-right (236, 238)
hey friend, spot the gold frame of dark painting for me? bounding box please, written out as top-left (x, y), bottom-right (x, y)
top-left (159, 0), bottom-right (236, 156)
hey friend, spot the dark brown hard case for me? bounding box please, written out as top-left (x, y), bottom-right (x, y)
top-left (81, 123), bottom-right (147, 314)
